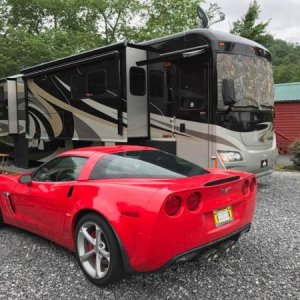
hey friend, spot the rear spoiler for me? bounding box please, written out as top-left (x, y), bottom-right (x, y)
top-left (204, 176), bottom-right (240, 187)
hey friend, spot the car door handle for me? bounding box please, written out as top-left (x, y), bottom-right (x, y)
top-left (67, 186), bottom-right (74, 198)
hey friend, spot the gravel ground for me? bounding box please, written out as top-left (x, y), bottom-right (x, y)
top-left (0, 171), bottom-right (299, 299)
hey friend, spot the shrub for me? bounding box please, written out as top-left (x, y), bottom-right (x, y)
top-left (289, 139), bottom-right (300, 169)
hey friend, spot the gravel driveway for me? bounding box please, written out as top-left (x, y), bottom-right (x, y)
top-left (0, 171), bottom-right (299, 299)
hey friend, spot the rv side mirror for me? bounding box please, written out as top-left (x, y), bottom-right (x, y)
top-left (197, 6), bottom-right (209, 28)
top-left (19, 174), bottom-right (32, 184)
top-left (222, 79), bottom-right (236, 106)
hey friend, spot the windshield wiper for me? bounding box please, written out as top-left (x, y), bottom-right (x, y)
top-left (231, 105), bottom-right (259, 109)
top-left (260, 105), bottom-right (273, 109)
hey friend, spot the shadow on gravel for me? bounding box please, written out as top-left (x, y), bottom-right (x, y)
top-left (257, 182), bottom-right (270, 188)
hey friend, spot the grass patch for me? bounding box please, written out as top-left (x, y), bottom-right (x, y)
top-left (274, 163), bottom-right (300, 172)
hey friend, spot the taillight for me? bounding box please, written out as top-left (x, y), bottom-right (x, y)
top-left (165, 196), bottom-right (181, 216)
top-left (250, 177), bottom-right (256, 192)
top-left (186, 192), bottom-right (201, 211)
top-left (242, 180), bottom-right (249, 195)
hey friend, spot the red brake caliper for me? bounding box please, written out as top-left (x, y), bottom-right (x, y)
top-left (87, 229), bottom-right (96, 253)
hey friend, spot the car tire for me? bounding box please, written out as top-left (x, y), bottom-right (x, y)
top-left (75, 213), bottom-right (123, 286)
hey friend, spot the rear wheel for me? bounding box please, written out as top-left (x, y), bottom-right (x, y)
top-left (75, 213), bottom-right (123, 286)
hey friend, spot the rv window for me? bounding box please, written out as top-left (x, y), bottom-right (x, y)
top-left (130, 67), bottom-right (146, 96)
top-left (71, 75), bottom-right (87, 100)
top-left (180, 68), bottom-right (207, 111)
top-left (87, 70), bottom-right (106, 96)
top-left (0, 87), bottom-right (4, 102)
top-left (150, 70), bottom-right (164, 98)
top-left (71, 70), bottom-right (107, 100)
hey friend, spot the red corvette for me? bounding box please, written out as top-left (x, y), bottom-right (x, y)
top-left (0, 146), bottom-right (256, 285)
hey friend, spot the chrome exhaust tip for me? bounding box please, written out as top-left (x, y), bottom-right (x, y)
top-left (219, 240), bottom-right (237, 254)
top-left (230, 241), bottom-right (237, 251)
top-left (202, 248), bottom-right (219, 262)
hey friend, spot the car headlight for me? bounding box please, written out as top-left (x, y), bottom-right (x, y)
top-left (218, 151), bottom-right (243, 162)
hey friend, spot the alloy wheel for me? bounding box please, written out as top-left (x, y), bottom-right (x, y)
top-left (77, 221), bottom-right (110, 279)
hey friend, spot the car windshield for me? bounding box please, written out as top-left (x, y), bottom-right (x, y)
top-left (90, 150), bottom-right (209, 179)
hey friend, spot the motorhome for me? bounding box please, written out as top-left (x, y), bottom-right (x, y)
top-left (0, 29), bottom-right (277, 175)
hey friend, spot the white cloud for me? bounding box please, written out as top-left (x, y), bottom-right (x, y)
top-left (209, 0), bottom-right (300, 43)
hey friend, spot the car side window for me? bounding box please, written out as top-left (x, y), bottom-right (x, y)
top-left (33, 156), bottom-right (87, 182)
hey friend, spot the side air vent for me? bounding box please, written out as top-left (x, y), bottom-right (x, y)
top-left (204, 176), bottom-right (240, 187)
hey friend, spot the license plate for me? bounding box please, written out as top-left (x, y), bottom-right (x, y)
top-left (214, 207), bottom-right (233, 227)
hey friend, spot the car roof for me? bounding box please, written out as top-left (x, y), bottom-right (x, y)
top-left (59, 145), bottom-right (157, 157)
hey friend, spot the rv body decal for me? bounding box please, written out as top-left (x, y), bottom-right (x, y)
top-left (27, 79), bottom-right (126, 141)
top-left (149, 113), bottom-right (241, 151)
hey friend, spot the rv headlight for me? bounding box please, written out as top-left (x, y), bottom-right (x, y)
top-left (218, 151), bottom-right (243, 162)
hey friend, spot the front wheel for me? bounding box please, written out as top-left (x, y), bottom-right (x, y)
top-left (75, 213), bottom-right (123, 286)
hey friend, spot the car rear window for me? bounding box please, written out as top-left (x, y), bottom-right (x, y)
top-left (89, 150), bottom-right (209, 179)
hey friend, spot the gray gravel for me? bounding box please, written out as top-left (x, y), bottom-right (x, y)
top-left (0, 171), bottom-right (299, 299)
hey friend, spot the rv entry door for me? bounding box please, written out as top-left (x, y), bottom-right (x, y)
top-left (126, 47), bottom-right (148, 140)
top-left (171, 60), bottom-right (210, 167)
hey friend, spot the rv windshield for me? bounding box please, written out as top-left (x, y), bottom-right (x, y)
top-left (217, 53), bottom-right (274, 110)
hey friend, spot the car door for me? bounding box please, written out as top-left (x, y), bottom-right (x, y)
top-left (11, 156), bottom-right (87, 240)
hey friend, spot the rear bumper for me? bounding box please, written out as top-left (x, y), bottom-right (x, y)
top-left (129, 212), bottom-right (253, 273)
top-left (161, 223), bottom-right (251, 270)
top-left (128, 178), bottom-right (256, 272)
top-left (124, 223), bottom-right (252, 274)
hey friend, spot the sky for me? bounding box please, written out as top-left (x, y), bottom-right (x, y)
top-left (209, 0), bottom-right (300, 44)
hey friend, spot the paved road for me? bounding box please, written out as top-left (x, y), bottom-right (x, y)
top-left (0, 171), bottom-right (299, 299)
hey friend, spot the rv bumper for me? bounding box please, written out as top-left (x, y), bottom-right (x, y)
top-left (222, 148), bottom-right (278, 177)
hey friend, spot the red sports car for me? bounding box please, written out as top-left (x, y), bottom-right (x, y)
top-left (0, 146), bottom-right (256, 285)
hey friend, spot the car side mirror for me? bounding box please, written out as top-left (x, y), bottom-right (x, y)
top-left (19, 174), bottom-right (32, 184)
top-left (222, 79), bottom-right (236, 106)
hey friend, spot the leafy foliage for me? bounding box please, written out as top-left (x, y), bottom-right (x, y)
top-left (289, 139), bottom-right (300, 169)
top-left (265, 38), bottom-right (300, 83)
top-left (84, 0), bottom-right (146, 43)
top-left (0, 0), bottom-right (299, 85)
top-left (230, 0), bottom-right (272, 45)
top-left (0, 0), bottom-right (207, 77)
top-left (128, 0), bottom-right (200, 41)
top-left (0, 28), bottom-right (105, 77)
top-left (230, 0), bottom-right (300, 84)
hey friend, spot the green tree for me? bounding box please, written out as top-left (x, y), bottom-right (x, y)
top-left (230, 0), bottom-right (300, 83)
top-left (0, 0), bottom-right (106, 76)
top-left (230, 0), bottom-right (272, 46)
top-left (0, 28), bottom-right (104, 78)
top-left (266, 38), bottom-right (300, 83)
top-left (0, 0), bottom-right (97, 34)
top-left (0, 0), bottom-right (220, 77)
top-left (128, 0), bottom-right (202, 41)
top-left (84, 0), bottom-right (145, 43)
